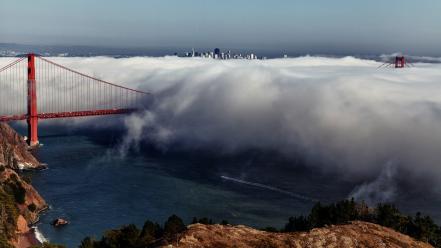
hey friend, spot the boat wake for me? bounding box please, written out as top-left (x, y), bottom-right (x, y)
top-left (220, 176), bottom-right (317, 202)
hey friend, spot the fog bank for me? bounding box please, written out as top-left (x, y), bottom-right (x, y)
top-left (2, 56), bottom-right (441, 202)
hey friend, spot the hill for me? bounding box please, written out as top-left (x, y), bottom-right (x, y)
top-left (175, 221), bottom-right (432, 248)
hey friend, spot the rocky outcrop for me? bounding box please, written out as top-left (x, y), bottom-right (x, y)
top-left (0, 123), bottom-right (42, 170)
top-left (175, 221), bottom-right (433, 248)
top-left (51, 218), bottom-right (69, 227)
top-left (0, 123), bottom-right (47, 247)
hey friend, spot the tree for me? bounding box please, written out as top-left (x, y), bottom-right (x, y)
top-left (308, 202), bottom-right (336, 228)
top-left (78, 237), bottom-right (96, 248)
top-left (139, 220), bottom-right (162, 245)
top-left (334, 198), bottom-right (358, 223)
top-left (163, 215), bottom-right (186, 243)
top-left (30, 243), bottom-right (65, 248)
top-left (375, 204), bottom-right (401, 229)
top-left (221, 220), bottom-right (229, 225)
top-left (99, 224), bottom-right (141, 248)
top-left (284, 216), bottom-right (310, 232)
top-left (413, 213), bottom-right (439, 245)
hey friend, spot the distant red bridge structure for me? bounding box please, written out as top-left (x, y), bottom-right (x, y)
top-left (0, 54), bottom-right (150, 147)
top-left (378, 56), bottom-right (413, 68)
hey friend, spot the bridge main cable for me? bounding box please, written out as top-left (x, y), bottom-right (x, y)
top-left (36, 55), bottom-right (151, 95)
top-left (0, 54), bottom-right (152, 146)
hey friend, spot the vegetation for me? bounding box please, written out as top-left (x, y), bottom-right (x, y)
top-left (282, 199), bottom-right (441, 247)
top-left (73, 200), bottom-right (441, 248)
top-left (0, 238), bottom-right (14, 248)
top-left (28, 203), bottom-right (37, 212)
top-left (3, 176), bottom-right (26, 205)
top-left (31, 242), bottom-right (66, 248)
top-left (21, 174), bottom-right (32, 184)
top-left (6, 198), bottom-right (439, 248)
top-left (191, 217), bottom-right (229, 225)
top-left (0, 184), bottom-right (20, 242)
top-left (78, 214), bottom-right (186, 248)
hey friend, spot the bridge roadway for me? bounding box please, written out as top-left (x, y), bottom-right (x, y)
top-left (0, 108), bottom-right (137, 122)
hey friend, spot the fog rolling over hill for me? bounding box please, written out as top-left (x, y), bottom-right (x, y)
top-left (2, 56), bottom-right (441, 206)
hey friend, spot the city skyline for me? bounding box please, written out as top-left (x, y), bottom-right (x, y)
top-left (1, 0), bottom-right (441, 56)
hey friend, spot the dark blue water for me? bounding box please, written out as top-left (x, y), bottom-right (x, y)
top-left (19, 124), bottom-right (441, 247)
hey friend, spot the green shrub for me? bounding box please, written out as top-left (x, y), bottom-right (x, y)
top-left (28, 203), bottom-right (37, 212)
top-left (281, 199), bottom-right (441, 247)
top-left (99, 224), bottom-right (141, 248)
top-left (4, 179), bottom-right (26, 205)
top-left (30, 242), bottom-right (66, 248)
top-left (284, 216), bottom-right (310, 232)
top-left (191, 217), bottom-right (221, 225)
top-left (0, 236), bottom-right (14, 248)
top-left (220, 220), bottom-right (229, 225)
top-left (163, 214), bottom-right (186, 242)
top-left (139, 220), bottom-right (162, 244)
top-left (78, 237), bottom-right (97, 248)
top-left (22, 174), bottom-right (32, 184)
top-left (0, 188), bottom-right (19, 240)
top-left (79, 215), bottom-right (187, 248)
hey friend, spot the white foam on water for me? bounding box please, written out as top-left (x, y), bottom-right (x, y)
top-left (33, 226), bottom-right (48, 244)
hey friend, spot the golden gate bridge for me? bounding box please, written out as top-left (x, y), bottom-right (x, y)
top-left (0, 54), bottom-right (150, 147)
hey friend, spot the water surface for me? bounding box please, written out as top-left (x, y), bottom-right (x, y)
top-left (19, 124), bottom-right (441, 247)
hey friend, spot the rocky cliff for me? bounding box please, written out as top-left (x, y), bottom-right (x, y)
top-left (0, 123), bottom-right (47, 248)
top-left (175, 221), bottom-right (433, 248)
top-left (0, 123), bottom-right (41, 170)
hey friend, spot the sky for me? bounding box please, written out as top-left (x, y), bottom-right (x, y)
top-left (1, 0), bottom-right (441, 55)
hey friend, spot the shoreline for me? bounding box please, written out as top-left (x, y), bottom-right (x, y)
top-left (22, 167), bottom-right (50, 247)
top-left (26, 205), bottom-right (50, 246)
top-left (16, 229), bottom-right (41, 248)
top-left (33, 226), bottom-right (48, 244)
top-left (0, 122), bottom-right (52, 248)
top-left (14, 203), bottom-right (48, 248)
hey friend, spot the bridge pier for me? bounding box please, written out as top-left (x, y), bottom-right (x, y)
top-left (27, 53), bottom-right (39, 147)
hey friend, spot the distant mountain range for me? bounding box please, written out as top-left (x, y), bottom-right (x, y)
top-left (0, 43), bottom-right (185, 57)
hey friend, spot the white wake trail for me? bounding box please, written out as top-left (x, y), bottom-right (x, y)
top-left (221, 176), bottom-right (317, 202)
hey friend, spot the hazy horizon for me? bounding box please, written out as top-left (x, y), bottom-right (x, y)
top-left (1, 0), bottom-right (441, 56)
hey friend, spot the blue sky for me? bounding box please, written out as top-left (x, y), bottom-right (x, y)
top-left (1, 0), bottom-right (440, 55)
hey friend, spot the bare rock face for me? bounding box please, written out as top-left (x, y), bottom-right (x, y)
top-left (1, 168), bottom-right (48, 246)
top-left (0, 123), bottom-right (41, 170)
top-left (175, 221), bottom-right (433, 248)
top-left (0, 123), bottom-right (47, 247)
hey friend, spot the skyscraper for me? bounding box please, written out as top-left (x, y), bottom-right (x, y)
top-left (214, 48), bottom-right (220, 59)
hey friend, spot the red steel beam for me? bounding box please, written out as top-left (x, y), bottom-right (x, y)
top-left (0, 115), bottom-right (27, 122)
top-left (0, 109), bottom-right (138, 122)
top-left (37, 108), bottom-right (137, 119)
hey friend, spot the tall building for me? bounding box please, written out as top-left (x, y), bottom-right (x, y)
top-left (214, 48), bottom-right (220, 59)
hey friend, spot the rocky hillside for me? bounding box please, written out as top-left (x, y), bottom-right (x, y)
top-left (175, 221), bottom-right (433, 248)
top-left (0, 123), bottom-right (41, 170)
top-left (0, 123), bottom-right (47, 248)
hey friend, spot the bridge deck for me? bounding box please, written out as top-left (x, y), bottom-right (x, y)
top-left (0, 108), bottom-right (137, 122)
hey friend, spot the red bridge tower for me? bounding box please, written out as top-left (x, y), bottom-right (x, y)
top-left (27, 54), bottom-right (39, 147)
top-left (395, 56), bottom-right (406, 68)
top-left (0, 53), bottom-right (150, 147)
